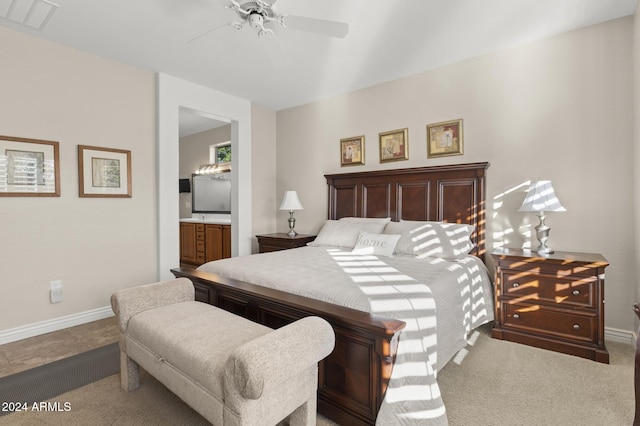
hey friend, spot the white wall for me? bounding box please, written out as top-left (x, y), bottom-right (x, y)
top-left (634, 3), bottom-right (640, 318)
top-left (250, 105), bottom-right (278, 252)
top-left (0, 27), bottom-right (157, 331)
top-left (276, 18), bottom-right (636, 333)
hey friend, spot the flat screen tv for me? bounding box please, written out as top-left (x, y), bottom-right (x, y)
top-left (179, 178), bottom-right (191, 193)
top-left (191, 173), bottom-right (231, 214)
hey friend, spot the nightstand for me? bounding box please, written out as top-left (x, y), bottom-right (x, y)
top-left (256, 233), bottom-right (316, 253)
top-left (491, 248), bottom-right (609, 363)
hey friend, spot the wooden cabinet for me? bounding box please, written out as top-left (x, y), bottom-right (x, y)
top-left (179, 222), bottom-right (199, 265)
top-left (256, 233), bottom-right (316, 253)
top-left (180, 222), bottom-right (231, 266)
top-left (491, 248), bottom-right (609, 363)
top-left (205, 224), bottom-right (231, 262)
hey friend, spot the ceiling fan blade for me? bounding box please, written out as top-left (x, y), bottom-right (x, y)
top-left (260, 34), bottom-right (289, 69)
top-left (280, 15), bottom-right (349, 38)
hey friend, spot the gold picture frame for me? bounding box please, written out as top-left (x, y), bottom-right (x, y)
top-left (379, 128), bottom-right (408, 163)
top-left (0, 135), bottom-right (60, 197)
top-left (427, 119), bottom-right (464, 158)
top-left (340, 135), bottom-right (365, 166)
top-left (78, 145), bottom-right (132, 197)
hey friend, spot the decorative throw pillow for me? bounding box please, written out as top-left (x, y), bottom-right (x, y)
top-left (308, 219), bottom-right (390, 248)
top-left (383, 220), bottom-right (475, 260)
top-left (351, 231), bottom-right (401, 257)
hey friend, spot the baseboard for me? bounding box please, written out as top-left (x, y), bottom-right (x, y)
top-left (1, 310), bottom-right (633, 347)
top-left (605, 326), bottom-right (634, 345)
top-left (0, 306), bottom-right (114, 345)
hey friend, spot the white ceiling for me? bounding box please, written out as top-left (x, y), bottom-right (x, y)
top-left (179, 108), bottom-right (229, 138)
top-left (1, 0), bottom-right (637, 117)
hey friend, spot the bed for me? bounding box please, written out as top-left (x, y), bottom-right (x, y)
top-left (171, 162), bottom-right (492, 425)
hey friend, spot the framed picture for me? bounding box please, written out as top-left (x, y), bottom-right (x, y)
top-left (379, 128), bottom-right (408, 163)
top-left (78, 145), bottom-right (132, 197)
top-left (427, 119), bottom-right (464, 158)
top-left (340, 135), bottom-right (365, 166)
top-left (0, 135), bottom-right (60, 197)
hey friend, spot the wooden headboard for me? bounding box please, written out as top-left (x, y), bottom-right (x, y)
top-left (325, 162), bottom-right (489, 259)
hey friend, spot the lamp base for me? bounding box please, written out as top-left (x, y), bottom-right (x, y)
top-left (534, 212), bottom-right (553, 255)
top-left (533, 245), bottom-right (554, 255)
top-left (287, 211), bottom-right (297, 238)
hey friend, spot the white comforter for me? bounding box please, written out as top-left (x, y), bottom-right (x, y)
top-left (198, 246), bottom-right (494, 425)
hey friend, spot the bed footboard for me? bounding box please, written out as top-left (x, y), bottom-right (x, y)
top-left (171, 267), bottom-right (405, 426)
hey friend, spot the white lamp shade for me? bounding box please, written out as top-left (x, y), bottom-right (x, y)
top-left (518, 180), bottom-right (566, 213)
top-left (279, 190), bottom-right (304, 211)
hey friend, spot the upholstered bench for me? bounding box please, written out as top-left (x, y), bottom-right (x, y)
top-left (111, 278), bottom-right (335, 426)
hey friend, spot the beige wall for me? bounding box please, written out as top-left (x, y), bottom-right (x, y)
top-left (276, 17), bottom-right (636, 332)
top-left (0, 27), bottom-right (157, 330)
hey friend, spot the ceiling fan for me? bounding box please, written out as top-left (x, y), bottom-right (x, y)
top-left (189, 0), bottom-right (349, 65)
top-left (223, 0), bottom-right (349, 39)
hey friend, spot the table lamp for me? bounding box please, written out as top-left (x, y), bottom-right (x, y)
top-left (279, 190), bottom-right (304, 237)
top-left (518, 180), bottom-right (566, 254)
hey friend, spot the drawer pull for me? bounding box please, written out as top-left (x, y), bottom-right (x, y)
top-left (573, 324), bottom-right (580, 330)
top-left (513, 313), bottom-right (520, 319)
top-left (512, 283), bottom-right (519, 288)
top-left (572, 290), bottom-right (580, 295)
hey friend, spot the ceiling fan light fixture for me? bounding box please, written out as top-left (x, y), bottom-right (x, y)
top-left (248, 11), bottom-right (264, 30)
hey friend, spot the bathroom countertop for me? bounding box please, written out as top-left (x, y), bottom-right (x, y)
top-left (179, 217), bottom-right (231, 224)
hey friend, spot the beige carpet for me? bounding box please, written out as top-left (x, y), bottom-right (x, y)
top-left (1, 324), bottom-right (634, 425)
top-left (438, 324), bottom-right (635, 426)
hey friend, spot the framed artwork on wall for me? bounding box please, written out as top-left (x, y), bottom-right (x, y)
top-left (0, 135), bottom-right (60, 197)
top-left (340, 135), bottom-right (365, 166)
top-left (426, 119), bottom-right (464, 158)
top-left (78, 145), bottom-right (132, 197)
top-left (379, 128), bottom-right (408, 163)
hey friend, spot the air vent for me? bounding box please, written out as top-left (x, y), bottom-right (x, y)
top-left (0, 0), bottom-right (58, 31)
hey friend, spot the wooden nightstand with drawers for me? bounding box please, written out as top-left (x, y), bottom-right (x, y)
top-left (256, 233), bottom-right (316, 253)
top-left (491, 248), bottom-right (609, 363)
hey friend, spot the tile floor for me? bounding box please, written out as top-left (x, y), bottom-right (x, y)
top-left (0, 316), bottom-right (119, 379)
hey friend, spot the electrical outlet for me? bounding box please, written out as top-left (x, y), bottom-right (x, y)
top-left (50, 280), bottom-right (63, 303)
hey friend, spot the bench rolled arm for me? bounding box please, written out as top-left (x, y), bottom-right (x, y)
top-left (225, 316), bottom-right (335, 400)
top-left (110, 278), bottom-right (194, 332)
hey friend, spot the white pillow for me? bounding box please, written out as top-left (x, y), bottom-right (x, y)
top-left (352, 231), bottom-right (401, 257)
top-left (339, 217), bottom-right (391, 225)
top-left (383, 220), bottom-right (475, 260)
top-left (308, 219), bottom-right (390, 248)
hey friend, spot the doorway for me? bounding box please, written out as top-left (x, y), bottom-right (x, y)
top-left (157, 73), bottom-right (252, 280)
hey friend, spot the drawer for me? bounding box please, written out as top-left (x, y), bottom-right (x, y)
top-left (259, 245), bottom-right (285, 253)
top-left (500, 270), bottom-right (595, 308)
top-left (196, 224), bottom-right (205, 232)
top-left (259, 239), bottom-right (294, 250)
top-left (196, 240), bottom-right (205, 252)
top-left (196, 252), bottom-right (205, 264)
top-left (196, 231), bottom-right (205, 241)
top-left (502, 303), bottom-right (596, 343)
top-left (495, 257), bottom-right (604, 278)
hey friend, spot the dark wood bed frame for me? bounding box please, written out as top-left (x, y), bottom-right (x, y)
top-left (171, 162), bottom-right (489, 425)
top-left (634, 303), bottom-right (640, 426)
